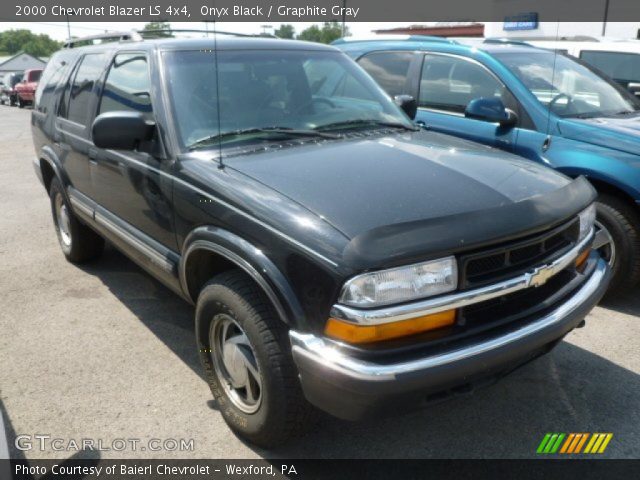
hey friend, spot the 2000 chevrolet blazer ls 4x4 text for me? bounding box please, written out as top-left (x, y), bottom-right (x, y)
top-left (31, 35), bottom-right (609, 447)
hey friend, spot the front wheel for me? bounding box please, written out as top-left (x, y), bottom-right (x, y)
top-left (594, 195), bottom-right (640, 296)
top-left (195, 270), bottom-right (315, 447)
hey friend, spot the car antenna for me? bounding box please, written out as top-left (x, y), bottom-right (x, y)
top-left (213, 20), bottom-right (224, 169)
top-left (544, 21), bottom-right (561, 146)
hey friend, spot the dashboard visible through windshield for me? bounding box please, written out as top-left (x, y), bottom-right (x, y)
top-left (494, 50), bottom-right (640, 118)
top-left (162, 49), bottom-right (413, 151)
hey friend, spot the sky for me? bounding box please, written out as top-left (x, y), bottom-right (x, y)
top-left (0, 22), bottom-right (421, 41)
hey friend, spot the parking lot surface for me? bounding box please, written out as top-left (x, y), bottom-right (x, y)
top-left (0, 107), bottom-right (639, 460)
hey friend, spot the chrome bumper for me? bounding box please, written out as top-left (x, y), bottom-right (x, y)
top-left (290, 257), bottom-right (607, 382)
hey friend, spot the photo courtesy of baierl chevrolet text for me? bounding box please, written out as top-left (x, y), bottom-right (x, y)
top-left (1, 0), bottom-right (639, 478)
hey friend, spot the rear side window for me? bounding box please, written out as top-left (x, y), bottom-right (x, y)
top-left (35, 57), bottom-right (71, 113)
top-left (98, 53), bottom-right (152, 117)
top-left (580, 51), bottom-right (640, 84)
top-left (358, 51), bottom-right (414, 97)
top-left (59, 53), bottom-right (105, 124)
top-left (28, 70), bottom-right (42, 82)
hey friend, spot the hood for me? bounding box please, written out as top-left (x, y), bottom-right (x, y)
top-left (225, 130), bottom-right (573, 241)
top-left (559, 113), bottom-right (640, 156)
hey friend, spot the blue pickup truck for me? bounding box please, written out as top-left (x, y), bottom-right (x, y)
top-left (334, 36), bottom-right (640, 296)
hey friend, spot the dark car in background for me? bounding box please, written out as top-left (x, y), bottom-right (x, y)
top-left (335, 36), bottom-right (640, 296)
top-left (31, 33), bottom-right (608, 447)
top-left (1, 71), bottom-right (24, 106)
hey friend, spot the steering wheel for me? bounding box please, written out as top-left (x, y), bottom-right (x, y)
top-left (293, 97), bottom-right (336, 114)
top-left (548, 93), bottom-right (572, 111)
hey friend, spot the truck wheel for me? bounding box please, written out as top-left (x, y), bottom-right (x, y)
top-left (49, 178), bottom-right (104, 263)
top-left (195, 270), bottom-right (314, 447)
top-left (595, 195), bottom-right (640, 295)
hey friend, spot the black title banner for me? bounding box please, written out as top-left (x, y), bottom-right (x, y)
top-left (6, 0), bottom-right (640, 22)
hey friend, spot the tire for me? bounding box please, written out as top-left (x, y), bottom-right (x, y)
top-left (195, 270), bottom-right (315, 447)
top-left (595, 194), bottom-right (640, 296)
top-left (49, 178), bottom-right (104, 263)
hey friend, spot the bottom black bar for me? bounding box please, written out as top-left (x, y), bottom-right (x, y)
top-left (3, 459), bottom-right (640, 480)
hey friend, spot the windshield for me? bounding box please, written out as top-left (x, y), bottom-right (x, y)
top-left (163, 49), bottom-right (413, 151)
top-left (494, 50), bottom-right (640, 118)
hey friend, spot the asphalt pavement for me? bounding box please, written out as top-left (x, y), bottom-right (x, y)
top-left (0, 106), bottom-right (638, 460)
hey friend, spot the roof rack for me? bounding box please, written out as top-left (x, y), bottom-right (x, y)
top-left (63, 31), bottom-right (142, 48)
top-left (64, 28), bottom-right (275, 48)
top-left (483, 38), bottom-right (532, 46)
top-left (332, 34), bottom-right (458, 45)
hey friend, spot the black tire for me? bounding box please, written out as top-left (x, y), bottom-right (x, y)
top-left (195, 270), bottom-right (315, 447)
top-left (49, 178), bottom-right (104, 263)
top-left (596, 194), bottom-right (640, 296)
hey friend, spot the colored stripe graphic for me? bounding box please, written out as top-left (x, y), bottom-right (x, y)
top-left (538, 433), bottom-right (613, 454)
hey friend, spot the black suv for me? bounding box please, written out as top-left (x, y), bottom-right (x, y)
top-left (32, 33), bottom-right (609, 447)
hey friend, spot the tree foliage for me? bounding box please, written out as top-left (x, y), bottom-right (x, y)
top-left (274, 24), bottom-right (296, 39)
top-left (0, 29), bottom-right (62, 57)
top-left (142, 21), bottom-right (173, 37)
top-left (296, 22), bottom-right (349, 44)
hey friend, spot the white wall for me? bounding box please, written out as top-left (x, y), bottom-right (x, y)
top-left (484, 22), bottom-right (640, 40)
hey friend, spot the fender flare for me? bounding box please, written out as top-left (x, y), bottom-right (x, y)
top-left (38, 146), bottom-right (70, 200)
top-left (179, 226), bottom-right (305, 328)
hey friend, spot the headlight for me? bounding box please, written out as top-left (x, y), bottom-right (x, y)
top-left (578, 204), bottom-right (596, 242)
top-left (339, 256), bottom-right (458, 307)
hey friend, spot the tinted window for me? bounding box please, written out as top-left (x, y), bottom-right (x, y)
top-left (35, 56), bottom-right (71, 113)
top-left (61, 53), bottom-right (105, 124)
top-left (99, 53), bottom-right (152, 116)
top-left (163, 50), bottom-right (412, 151)
top-left (358, 52), bottom-right (414, 97)
top-left (580, 51), bottom-right (640, 83)
top-left (28, 70), bottom-right (42, 82)
top-left (419, 54), bottom-right (512, 114)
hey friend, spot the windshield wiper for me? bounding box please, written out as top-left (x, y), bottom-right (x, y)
top-left (314, 119), bottom-right (419, 132)
top-left (188, 127), bottom-right (340, 150)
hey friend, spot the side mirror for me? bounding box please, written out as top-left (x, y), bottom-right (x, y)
top-left (92, 111), bottom-right (155, 150)
top-left (465, 98), bottom-right (517, 127)
top-left (394, 94), bottom-right (417, 120)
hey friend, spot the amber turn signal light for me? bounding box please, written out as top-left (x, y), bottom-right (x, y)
top-left (575, 248), bottom-right (591, 270)
top-left (324, 309), bottom-right (456, 344)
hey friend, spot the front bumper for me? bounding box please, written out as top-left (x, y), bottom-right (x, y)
top-left (290, 257), bottom-right (609, 420)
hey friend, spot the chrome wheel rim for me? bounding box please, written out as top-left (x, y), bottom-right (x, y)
top-left (210, 314), bottom-right (262, 414)
top-left (593, 220), bottom-right (616, 268)
top-left (55, 194), bottom-right (72, 248)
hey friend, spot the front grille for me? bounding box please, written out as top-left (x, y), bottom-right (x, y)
top-left (460, 219), bottom-right (580, 289)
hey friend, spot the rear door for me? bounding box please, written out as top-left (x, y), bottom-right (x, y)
top-left (55, 52), bottom-right (107, 198)
top-left (91, 51), bottom-right (176, 250)
top-left (414, 52), bottom-right (521, 151)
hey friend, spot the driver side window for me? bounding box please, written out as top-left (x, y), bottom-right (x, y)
top-left (419, 54), bottom-right (514, 115)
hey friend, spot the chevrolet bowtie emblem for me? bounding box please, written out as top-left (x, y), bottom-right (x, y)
top-left (529, 264), bottom-right (557, 288)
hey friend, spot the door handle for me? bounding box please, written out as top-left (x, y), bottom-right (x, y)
top-left (88, 148), bottom-right (98, 165)
top-left (415, 120), bottom-right (428, 129)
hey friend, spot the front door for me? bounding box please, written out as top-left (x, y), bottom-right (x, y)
top-left (414, 53), bottom-right (522, 152)
top-left (91, 52), bottom-right (176, 250)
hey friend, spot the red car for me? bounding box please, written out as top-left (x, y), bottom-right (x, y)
top-left (15, 69), bottom-right (42, 108)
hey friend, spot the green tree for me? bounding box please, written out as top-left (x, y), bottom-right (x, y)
top-left (274, 24), bottom-right (295, 39)
top-left (297, 22), bottom-right (349, 44)
top-left (0, 29), bottom-right (61, 57)
top-left (142, 21), bottom-right (172, 37)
